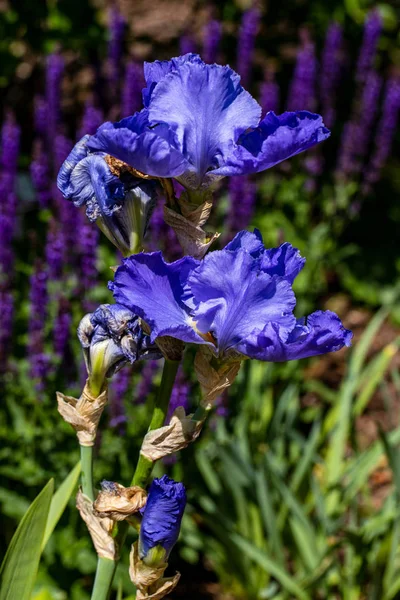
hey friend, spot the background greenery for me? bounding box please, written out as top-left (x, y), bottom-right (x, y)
top-left (1, 0), bottom-right (400, 598)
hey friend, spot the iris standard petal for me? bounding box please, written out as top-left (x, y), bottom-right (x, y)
top-left (244, 310), bottom-right (352, 361)
top-left (87, 112), bottom-right (190, 178)
top-left (143, 53), bottom-right (202, 107)
top-left (148, 61), bottom-right (262, 188)
top-left (188, 248), bottom-right (297, 355)
top-left (224, 229), bottom-right (264, 256)
top-left (109, 252), bottom-right (204, 344)
top-left (213, 110), bottom-right (330, 177)
top-left (259, 242), bottom-right (306, 283)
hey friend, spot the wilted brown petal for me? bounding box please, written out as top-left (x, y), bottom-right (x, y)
top-left (163, 206), bottom-right (219, 260)
top-left (194, 347), bottom-right (241, 409)
top-left (94, 482), bottom-right (147, 521)
top-left (141, 406), bottom-right (205, 461)
top-left (56, 381), bottom-right (108, 446)
top-left (76, 490), bottom-right (116, 560)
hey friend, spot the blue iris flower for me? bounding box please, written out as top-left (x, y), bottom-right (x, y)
top-left (87, 54), bottom-right (330, 190)
top-left (109, 230), bottom-right (352, 362)
top-left (139, 475), bottom-right (186, 564)
top-left (57, 135), bottom-right (158, 255)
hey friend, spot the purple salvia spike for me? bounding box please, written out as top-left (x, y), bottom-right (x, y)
top-left (226, 175), bottom-right (256, 236)
top-left (53, 134), bottom-right (75, 253)
top-left (165, 367), bottom-right (190, 423)
top-left (363, 76), bottom-right (400, 193)
top-left (179, 34), bottom-right (197, 56)
top-left (287, 30), bottom-right (317, 112)
top-left (45, 218), bottom-right (64, 280)
top-left (237, 6), bottom-right (261, 88)
top-left (202, 19), bottom-right (222, 64)
top-left (109, 368), bottom-right (131, 434)
top-left (78, 211), bottom-right (99, 309)
top-left (356, 9), bottom-right (382, 85)
top-left (136, 360), bottom-right (159, 404)
top-left (0, 290), bottom-right (13, 372)
top-left (30, 140), bottom-right (52, 209)
top-left (108, 5), bottom-right (126, 86)
top-left (45, 53), bottom-right (64, 146)
top-left (54, 297), bottom-right (72, 358)
top-left (28, 260), bottom-right (51, 390)
top-left (34, 96), bottom-right (48, 137)
top-left (320, 23), bottom-right (344, 129)
top-left (78, 101), bottom-right (104, 139)
top-left (121, 61), bottom-right (144, 118)
top-left (259, 67), bottom-right (280, 114)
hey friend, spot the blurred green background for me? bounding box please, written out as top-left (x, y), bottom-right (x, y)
top-left (1, 0), bottom-right (400, 598)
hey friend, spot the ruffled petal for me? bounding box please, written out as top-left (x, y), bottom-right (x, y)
top-left (109, 252), bottom-right (204, 344)
top-left (148, 61), bottom-right (262, 188)
top-left (259, 242), bottom-right (306, 283)
top-left (244, 310), bottom-right (352, 361)
top-left (188, 248), bottom-right (297, 355)
top-left (224, 229), bottom-right (264, 256)
top-left (57, 135), bottom-right (91, 200)
top-left (143, 53), bottom-right (202, 107)
top-left (87, 111), bottom-right (190, 179)
top-left (213, 110), bottom-right (330, 177)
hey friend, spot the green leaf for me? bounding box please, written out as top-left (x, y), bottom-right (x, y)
top-left (42, 462), bottom-right (81, 550)
top-left (0, 479), bottom-right (54, 600)
top-left (229, 532), bottom-right (311, 600)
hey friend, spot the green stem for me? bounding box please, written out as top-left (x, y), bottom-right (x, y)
top-left (80, 444), bottom-right (95, 501)
top-left (132, 359), bottom-right (180, 487)
top-left (89, 358), bottom-right (180, 600)
top-left (91, 557), bottom-right (117, 600)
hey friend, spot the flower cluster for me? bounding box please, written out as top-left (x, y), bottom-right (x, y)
top-left (110, 230), bottom-right (352, 364)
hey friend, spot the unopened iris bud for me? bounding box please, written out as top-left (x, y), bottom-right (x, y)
top-left (57, 135), bottom-right (159, 256)
top-left (78, 303), bottom-right (161, 397)
top-left (139, 475), bottom-right (186, 566)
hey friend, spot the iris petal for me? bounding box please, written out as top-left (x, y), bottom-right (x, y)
top-left (213, 110), bottom-right (330, 177)
top-left (109, 252), bottom-right (204, 344)
top-left (148, 61), bottom-right (261, 188)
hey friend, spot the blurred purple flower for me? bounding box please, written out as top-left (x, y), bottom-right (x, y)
top-left (135, 360), bottom-right (159, 404)
top-left (45, 218), bottom-right (65, 280)
top-left (34, 96), bottom-right (48, 137)
top-left (320, 23), bottom-right (344, 129)
top-left (109, 367), bottom-right (131, 433)
top-left (54, 297), bottom-right (72, 358)
top-left (166, 367), bottom-right (190, 422)
top-left (356, 10), bottom-right (382, 85)
top-left (227, 176), bottom-right (256, 235)
top-left (78, 101), bottom-right (104, 139)
top-left (260, 67), bottom-right (280, 115)
top-left (108, 5), bottom-right (126, 86)
top-left (363, 76), bottom-right (400, 192)
top-left (287, 32), bottom-right (317, 112)
top-left (45, 53), bottom-right (64, 144)
top-left (28, 261), bottom-right (50, 388)
top-left (179, 34), bottom-right (197, 56)
top-left (203, 19), bottom-right (222, 64)
top-left (122, 61), bottom-right (144, 118)
top-left (31, 140), bottom-right (52, 208)
top-left (0, 291), bottom-right (13, 371)
top-left (237, 7), bottom-right (260, 88)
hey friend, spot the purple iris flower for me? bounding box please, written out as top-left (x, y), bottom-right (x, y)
top-left (110, 230), bottom-right (352, 362)
top-left (57, 135), bottom-right (158, 255)
top-left (139, 475), bottom-right (186, 562)
top-left (77, 303), bottom-right (161, 380)
top-left (87, 54), bottom-right (330, 190)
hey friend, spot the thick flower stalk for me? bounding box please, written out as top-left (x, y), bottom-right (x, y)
top-left (57, 135), bottom-right (159, 256)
